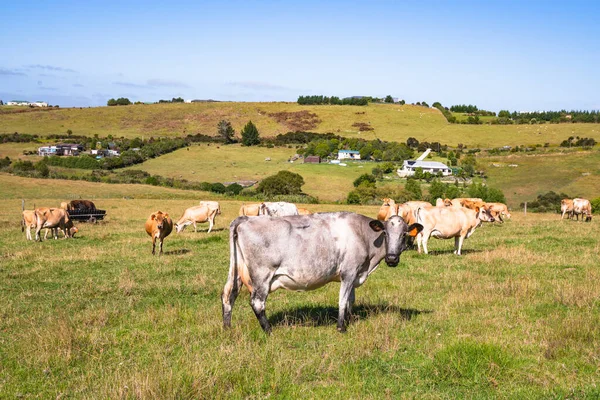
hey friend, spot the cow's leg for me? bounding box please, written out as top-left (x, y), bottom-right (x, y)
top-left (151, 236), bottom-right (156, 255)
top-left (193, 222), bottom-right (197, 232)
top-left (26, 226), bottom-right (32, 241)
top-left (44, 229), bottom-right (49, 240)
top-left (416, 233), bottom-right (423, 254)
top-left (35, 225), bottom-right (43, 242)
top-left (207, 217), bottom-right (214, 233)
top-left (337, 280), bottom-right (355, 333)
top-left (222, 274), bottom-right (241, 328)
top-left (250, 287), bottom-right (271, 334)
top-left (421, 232), bottom-right (430, 255)
top-left (456, 235), bottom-right (465, 256)
top-left (345, 287), bottom-right (356, 325)
top-left (454, 237), bottom-right (460, 254)
top-left (159, 237), bottom-right (164, 255)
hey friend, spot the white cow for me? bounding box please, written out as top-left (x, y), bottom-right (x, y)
top-left (258, 202), bottom-right (299, 217)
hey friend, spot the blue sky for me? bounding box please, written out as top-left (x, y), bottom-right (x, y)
top-left (1, 1), bottom-right (599, 110)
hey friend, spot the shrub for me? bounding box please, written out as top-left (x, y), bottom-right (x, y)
top-left (257, 171), bottom-right (305, 196)
top-left (353, 174), bottom-right (376, 187)
top-left (591, 198), bottom-right (600, 214)
top-left (520, 191), bottom-right (569, 213)
top-left (225, 183), bottom-right (244, 195)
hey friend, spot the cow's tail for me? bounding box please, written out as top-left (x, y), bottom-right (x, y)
top-left (222, 217), bottom-right (247, 328)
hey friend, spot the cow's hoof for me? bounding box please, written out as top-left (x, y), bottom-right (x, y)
top-left (337, 327), bottom-right (347, 333)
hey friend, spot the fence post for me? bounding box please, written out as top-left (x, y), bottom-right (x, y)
top-left (524, 202), bottom-right (527, 215)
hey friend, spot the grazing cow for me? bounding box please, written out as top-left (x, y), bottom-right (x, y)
top-left (415, 205), bottom-right (495, 255)
top-left (572, 198), bottom-right (592, 222)
top-left (44, 218), bottom-right (78, 240)
top-left (377, 198), bottom-right (398, 221)
top-left (69, 199), bottom-right (96, 211)
top-left (297, 207), bottom-right (312, 215)
top-left (222, 212), bottom-right (423, 333)
top-left (486, 202), bottom-right (511, 223)
top-left (561, 199), bottom-right (574, 220)
top-left (258, 201), bottom-right (299, 217)
top-left (239, 203), bottom-right (262, 217)
top-left (60, 201), bottom-right (71, 210)
top-left (145, 211), bottom-right (173, 255)
top-left (21, 210), bottom-right (37, 240)
top-left (200, 200), bottom-right (221, 215)
top-left (175, 204), bottom-right (218, 233)
top-left (34, 207), bottom-right (72, 241)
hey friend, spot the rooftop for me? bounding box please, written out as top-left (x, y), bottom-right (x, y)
top-left (403, 160), bottom-right (450, 169)
top-left (339, 150), bottom-right (359, 153)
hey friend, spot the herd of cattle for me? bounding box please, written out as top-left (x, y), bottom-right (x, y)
top-left (19, 195), bottom-right (593, 334)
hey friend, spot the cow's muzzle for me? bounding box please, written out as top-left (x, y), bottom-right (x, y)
top-left (385, 255), bottom-right (399, 267)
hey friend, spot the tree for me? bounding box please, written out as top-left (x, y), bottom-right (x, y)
top-left (67, 129), bottom-right (73, 136)
top-left (241, 121), bottom-right (260, 146)
top-left (107, 98), bottom-right (117, 106)
top-left (353, 174), bottom-right (376, 187)
top-left (405, 179), bottom-right (422, 200)
top-left (217, 120), bottom-right (235, 144)
top-left (257, 171), bottom-right (304, 196)
top-left (384, 95), bottom-right (394, 103)
top-left (0, 100), bottom-right (4, 105)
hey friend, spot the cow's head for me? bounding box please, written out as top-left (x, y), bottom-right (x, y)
top-left (476, 206), bottom-right (495, 223)
top-left (152, 212), bottom-right (169, 230)
top-left (369, 216), bottom-right (423, 267)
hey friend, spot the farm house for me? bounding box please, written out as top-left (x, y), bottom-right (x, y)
top-left (397, 148), bottom-right (452, 177)
top-left (337, 150), bottom-right (360, 160)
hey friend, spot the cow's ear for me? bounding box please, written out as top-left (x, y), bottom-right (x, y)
top-left (164, 213), bottom-right (169, 218)
top-left (369, 220), bottom-right (385, 232)
top-left (475, 206), bottom-right (480, 213)
top-left (151, 213), bottom-right (156, 220)
top-left (407, 223), bottom-right (423, 237)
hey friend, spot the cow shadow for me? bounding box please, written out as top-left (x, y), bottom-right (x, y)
top-left (269, 303), bottom-right (431, 327)
top-left (163, 249), bottom-right (191, 255)
top-left (424, 248), bottom-right (483, 255)
top-left (195, 228), bottom-right (225, 233)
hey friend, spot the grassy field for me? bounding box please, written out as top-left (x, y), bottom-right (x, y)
top-left (2, 102), bottom-right (600, 147)
top-left (482, 149), bottom-right (600, 207)
top-left (1, 175), bottom-right (599, 398)
top-left (124, 143), bottom-right (372, 202)
top-left (0, 142), bottom-right (41, 160)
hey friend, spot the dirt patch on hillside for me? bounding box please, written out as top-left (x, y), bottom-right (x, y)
top-left (352, 122), bottom-right (374, 131)
top-left (268, 111), bottom-right (321, 131)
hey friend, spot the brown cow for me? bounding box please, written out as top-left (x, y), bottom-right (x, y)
top-left (34, 207), bottom-right (72, 241)
top-left (573, 198), bottom-right (592, 222)
top-left (22, 210), bottom-right (37, 240)
top-left (449, 198), bottom-right (483, 208)
top-left (561, 199), bottom-right (574, 220)
top-left (297, 207), bottom-right (312, 215)
top-left (486, 202), bottom-right (511, 223)
top-left (145, 211), bottom-right (173, 255)
top-left (44, 218), bottom-right (78, 240)
top-left (175, 205), bottom-right (218, 233)
top-left (377, 198), bottom-right (398, 221)
top-left (416, 205), bottom-right (495, 255)
top-left (70, 199), bottom-right (96, 211)
top-left (239, 203), bottom-right (262, 217)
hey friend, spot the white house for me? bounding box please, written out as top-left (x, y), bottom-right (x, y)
top-left (7, 100), bottom-right (30, 106)
top-left (397, 148), bottom-right (452, 177)
top-left (338, 150), bottom-right (360, 160)
top-left (6, 100), bottom-right (48, 107)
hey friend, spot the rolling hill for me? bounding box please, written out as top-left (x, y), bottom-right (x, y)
top-left (2, 102), bottom-right (600, 147)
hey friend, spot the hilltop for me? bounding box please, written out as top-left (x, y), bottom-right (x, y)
top-left (2, 102), bottom-right (600, 147)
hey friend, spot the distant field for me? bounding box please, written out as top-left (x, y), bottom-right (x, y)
top-left (124, 144), bottom-right (373, 202)
top-left (482, 150), bottom-right (600, 207)
top-left (1, 175), bottom-right (599, 398)
top-left (2, 102), bottom-right (600, 147)
top-left (0, 142), bottom-right (40, 160)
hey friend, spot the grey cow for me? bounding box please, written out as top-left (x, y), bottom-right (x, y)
top-left (221, 212), bottom-right (422, 334)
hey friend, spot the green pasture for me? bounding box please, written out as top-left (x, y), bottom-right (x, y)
top-left (2, 102), bottom-right (600, 147)
top-left (482, 150), bottom-right (600, 207)
top-left (1, 175), bottom-right (599, 398)
top-left (124, 144), bottom-right (373, 202)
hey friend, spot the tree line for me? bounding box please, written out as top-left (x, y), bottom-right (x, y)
top-left (297, 95), bottom-right (368, 106)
